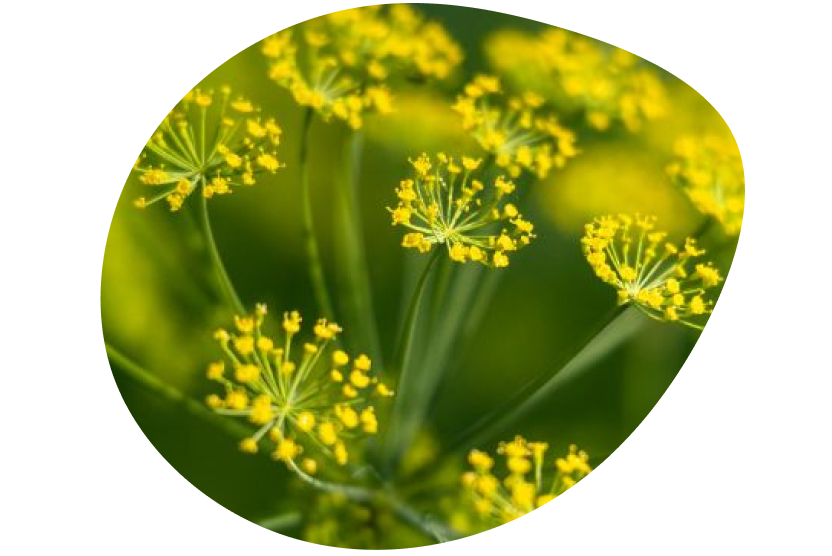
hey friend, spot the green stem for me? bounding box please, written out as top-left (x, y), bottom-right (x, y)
top-left (383, 250), bottom-right (441, 469)
top-left (333, 130), bottom-right (382, 362)
top-left (447, 304), bottom-right (641, 452)
top-left (105, 342), bottom-right (251, 440)
top-left (392, 250), bottom-right (441, 380)
top-left (286, 458), bottom-right (457, 543)
top-left (106, 342), bottom-right (457, 543)
top-left (200, 188), bottom-right (245, 315)
top-left (299, 108), bottom-right (336, 320)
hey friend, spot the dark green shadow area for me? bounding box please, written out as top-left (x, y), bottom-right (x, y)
top-left (108, 359), bottom-right (296, 550)
top-left (0, 361), bottom-right (99, 550)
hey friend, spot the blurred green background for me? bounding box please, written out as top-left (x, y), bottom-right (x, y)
top-left (0, 3), bottom-right (832, 548)
top-left (102, 4), bottom-right (739, 549)
top-left (101, 5), bottom-right (716, 548)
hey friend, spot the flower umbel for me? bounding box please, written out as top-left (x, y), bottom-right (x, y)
top-left (263, 5), bottom-right (462, 129)
top-left (485, 28), bottom-right (667, 132)
top-left (206, 304), bottom-right (393, 472)
top-left (582, 214), bottom-right (723, 328)
top-left (452, 75), bottom-right (578, 179)
top-left (389, 153), bottom-right (536, 267)
top-left (133, 86), bottom-right (283, 211)
top-left (462, 436), bottom-right (591, 524)
top-left (667, 134), bottom-right (744, 236)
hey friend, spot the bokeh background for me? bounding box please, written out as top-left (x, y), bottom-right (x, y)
top-left (101, 5), bottom-right (727, 547)
top-left (94, 4), bottom-right (832, 548)
top-left (0, 3), bottom-right (832, 547)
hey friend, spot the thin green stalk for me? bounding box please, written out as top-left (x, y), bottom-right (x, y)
top-left (299, 108), bottom-right (336, 320)
top-left (393, 250), bottom-right (441, 374)
top-left (333, 129), bottom-right (382, 362)
top-left (382, 250), bottom-right (441, 469)
top-left (200, 188), bottom-right (245, 315)
top-left (447, 305), bottom-right (642, 452)
top-left (428, 257), bottom-right (453, 331)
top-left (105, 342), bottom-right (251, 440)
top-left (105, 344), bottom-right (457, 543)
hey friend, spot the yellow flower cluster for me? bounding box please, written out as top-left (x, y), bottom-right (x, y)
top-left (485, 28), bottom-right (667, 132)
top-left (206, 304), bottom-right (393, 474)
top-left (389, 153), bottom-right (535, 267)
top-left (262, 4), bottom-right (462, 129)
top-left (582, 214), bottom-right (722, 328)
top-left (462, 436), bottom-right (591, 524)
top-left (667, 134), bottom-right (744, 235)
top-left (452, 75), bottom-right (578, 179)
top-left (133, 86), bottom-right (283, 212)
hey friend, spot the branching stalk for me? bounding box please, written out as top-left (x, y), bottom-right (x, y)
top-left (333, 130), bottom-right (382, 362)
top-left (106, 342), bottom-right (456, 544)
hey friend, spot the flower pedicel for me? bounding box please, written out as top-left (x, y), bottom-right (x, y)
top-left (582, 214), bottom-right (722, 328)
top-left (388, 153), bottom-right (536, 267)
top-left (206, 304), bottom-right (393, 475)
top-left (133, 86), bottom-right (283, 211)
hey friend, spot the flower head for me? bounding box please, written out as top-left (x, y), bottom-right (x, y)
top-left (462, 436), bottom-right (591, 524)
top-left (388, 153), bottom-right (535, 267)
top-left (582, 214), bottom-right (723, 328)
top-left (667, 134), bottom-right (744, 235)
top-left (132, 86), bottom-right (283, 211)
top-left (485, 28), bottom-right (667, 132)
top-left (452, 75), bottom-right (578, 179)
top-left (263, 5), bottom-right (462, 129)
top-left (207, 304), bottom-right (393, 472)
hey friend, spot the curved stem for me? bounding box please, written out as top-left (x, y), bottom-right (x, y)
top-left (299, 108), bottom-right (336, 320)
top-left (447, 304), bottom-right (638, 453)
top-left (286, 459), bottom-right (457, 543)
top-left (106, 342), bottom-right (457, 543)
top-left (382, 250), bottom-right (441, 470)
top-left (200, 188), bottom-right (245, 315)
top-left (392, 249), bottom-right (441, 380)
top-left (105, 342), bottom-right (251, 439)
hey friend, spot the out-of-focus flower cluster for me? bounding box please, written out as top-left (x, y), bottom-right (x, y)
top-left (263, 4), bottom-right (462, 129)
top-left (667, 134), bottom-right (744, 236)
top-left (461, 436), bottom-right (591, 524)
top-left (206, 304), bottom-right (393, 474)
top-left (583, 214), bottom-right (722, 328)
top-left (485, 28), bottom-right (667, 132)
top-left (453, 75), bottom-right (578, 179)
top-left (133, 86), bottom-right (283, 211)
top-left (389, 153), bottom-right (535, 267)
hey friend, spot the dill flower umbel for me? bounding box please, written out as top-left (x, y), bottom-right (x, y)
top-left (582, 214), bottom-right (723, 328)
top-left (388, 153), bottom-right (536, 267)
top-left (452, 75), bottom-right (578, 179)
top-left (485, 28), bottom-right (667, 132)
top-left (132, 86), bottom-right (283, 211)
top-left (667, 134), bottom-right (744, 235)
top-left (462, 436), bottom-right (591, 524)
top-left (206, 304), bottom-right (393, 473)
top-left (262, 4), bottom-right (462, 129)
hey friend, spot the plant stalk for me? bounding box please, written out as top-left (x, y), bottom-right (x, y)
top-left (299, 108), bottom-right (336, 320)
top-left (105, 345), bottom-right (457, 543)
top-left (200, 187), bottom-right (245, 315)
top-left (333, 129), bottom-right (382, 362)
top-left (382, 249), bottom-right (441, 470)
top-left (448, 304), bottom-right (642, 452)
